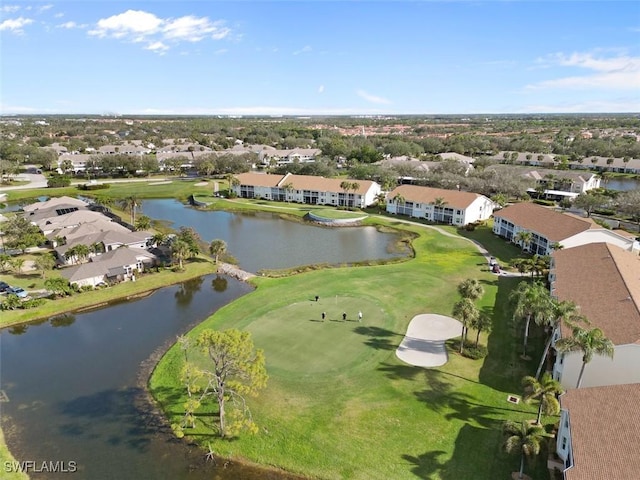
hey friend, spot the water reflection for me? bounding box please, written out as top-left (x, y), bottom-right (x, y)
top-left (212, 275), bottom-right (228, 292)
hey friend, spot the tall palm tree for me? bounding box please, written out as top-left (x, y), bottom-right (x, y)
top-left (118, 195), bottom-right (139, 225)
top-left (452, 298), bottom-right (479, 354)
top-left (457, 278), bottom-right (484, 302)
top-left (522, 373), bottom-right (563, 424)
top-left (392, 194), bottom-right (405, 214)
top-left (134, 215), bottom-right (152, 231)
top-left (208, 239), bottom-right (227, 264)
top-left (282, 182), bottom-right (294, 203)
top-left (534, 300), bottom-right (580, 379)
top-left (433, 197), bottom-right (447, 222)
top-left (339, 180), bottom-right (352, 207)
top-left (171, 239), bottom-right (190, 270)
top-left (471, 312), bottom-right (492, 347)
top-left (510, 281), bottom-right (553, 358)
top-left (151, 232), bottom-right (167, 247)
top-left (503, 420), bottom-right (551, 480)
top-left (555, 325), bottom-right (615, 388)
top-left (514, 230), bottom-right (533, 252)
top-left (350, 182), bottom-right (360, 208)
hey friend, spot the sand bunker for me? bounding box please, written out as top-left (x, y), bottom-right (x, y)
top-left (396, 314), bottom-right (462, 367)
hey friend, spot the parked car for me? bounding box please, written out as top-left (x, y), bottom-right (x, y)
top-left (0, 281), bottom-right (10, 293)
top-left (7, 287), bottom-right (28, 298)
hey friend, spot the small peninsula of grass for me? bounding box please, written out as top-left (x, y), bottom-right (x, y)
top-left (150, 220), bottom-right (552, 480)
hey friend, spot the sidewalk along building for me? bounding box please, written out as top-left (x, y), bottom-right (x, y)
top-left (385, 184), bottom-right (495, 226)
top-left (492, 202), bottom-right (639, 255)
top-left (232, 172), bottom-right (381, 208)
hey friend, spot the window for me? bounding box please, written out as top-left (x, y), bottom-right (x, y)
top-left (561, 437), bottom-right (567, 450)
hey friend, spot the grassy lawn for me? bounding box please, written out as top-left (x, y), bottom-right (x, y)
top-left (0, 258), bottom-right (217, 329)
top-left (150, 221), bottom-right (554, 480)
top-left (0, 177), bottom-right (214, 204)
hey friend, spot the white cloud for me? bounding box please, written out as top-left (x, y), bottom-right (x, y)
top-left (526, 51), bottom-right (640, 91)
top-left (0, 17), bottom-right (34, 34)
top-left (89, 10), bottom-right (163, 39)
top-left (318, 85), bottom-right (325, 94)
top-left (56, 21), bottom-right (79, 29)
top-left (163, 16), bottom-right (229, 42)
top-left (214, 48), bottom-right (228, 55)
top-left (88, 10), bottom-right (231, 52)
top-left (145, 41), bottom-right (169, 54)
top-left (293, 45), bottom-right (312, 55)
top-left (356, 89), bottom-right (392, 105)
top-left (38, 4), bottom-right (54, 13)
top-left (1, 5), bottom-right (21, 13)
top-left (54, 12), bottom-right (64, 18)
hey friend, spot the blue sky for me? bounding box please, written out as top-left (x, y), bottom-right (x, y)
top-left (1, 1), bottom-right (639, 115)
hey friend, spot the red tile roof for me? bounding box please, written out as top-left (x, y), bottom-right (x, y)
top-left (494, 202), bottom-right (597, 242)
top-left (561, 383), bottom-right (640, 480)
top-left (553, 243), bottom-right (640, 345)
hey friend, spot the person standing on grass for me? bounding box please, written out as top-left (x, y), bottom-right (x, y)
top-left (358, 311), bottom-right (363, 322)
top-left (342, 312), bottom-right (347, 321)
top-left (315, 295), bottom-right (319, 302)
top-left (322, 312), bottom-right (326, 321)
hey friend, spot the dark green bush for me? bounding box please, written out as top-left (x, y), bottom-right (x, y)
top-left (47, 175), bottom-right (71, 188)
top-left (463, 344), bottom-right (488, 360)
top-left (78, 183), bottom-right (110, 191)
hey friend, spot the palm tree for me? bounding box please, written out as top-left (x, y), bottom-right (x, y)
top-left (374, 192), bottom-right (387, 211)
top-left (350, 182), bottom-right (360, 208)
top-left (226, 174), bottom-right (240, 196)
top-left (171, 239), bottom-right (190, 270)
top-left (503, 420), bottom-right (551, 480)
top-left (151, 232), bottom-right (167, 247)
top-left (433, 197), bottom-right (447, 222)
top-left (457, 278), bottom-right (484, 302)
top-left (514, 230), bottom-right (533, 252)
top-left (392, 194), bottom-right (405, 214)
top-left (282, 182), bottom-right (294, 203)
top-left (522, 373), bottom-right (563, 424)
top-left (471, 312), bottom-right (492, 347)
top-left (134, 215), bottom-right (151, 231)
top-left (510, 281), bottom-right (553, 358)
top-left (118, 195), bottom-right (139, 225)
top-left (10, 257), bottom-right (25, 274)
top-left (452, 298), bottom-right (479, 354)
top-left (534, 300), bottom-right (580, 379)
top-left (340, 180), bottom-right (352, 207)
top-left (208, 239), bottom-right (227, 264)
top-left (555, 325), bottom-right (615, 388)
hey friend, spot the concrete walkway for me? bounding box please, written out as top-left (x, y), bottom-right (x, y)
top-left (396, 314), bottom-right (463, 367)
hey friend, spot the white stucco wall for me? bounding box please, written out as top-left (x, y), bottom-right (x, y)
top-left (553, 343), bottom-right (640, 389)
top-left (562, 230), bottom-right (639, 253)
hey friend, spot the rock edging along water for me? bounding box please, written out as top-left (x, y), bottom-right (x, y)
top-left (305, 211), bottom-right (367, 225)
top-left (217, 262), bottom-right (256, 282)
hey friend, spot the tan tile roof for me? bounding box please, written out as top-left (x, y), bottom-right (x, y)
top-left (553, 243), bottom-right (640, 345)
top-left (235, 172), bottom-right (377, 195)
top-left (387, 184), bottom-right (486, 209)
top-left (561, 383), bottom-right (640, 480)
top-left (235, 172), bottom-right (283, 188)
top-left (494, 202), bottom-right (597, 242)
top-left (23, 196), bottom-right (88, 212)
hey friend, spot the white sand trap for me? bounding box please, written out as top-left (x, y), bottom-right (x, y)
top-left (194, 181), bottom-right (209, 186)
top-left (149, 181), bottom-right (172, 185)
top-left (396, 314), bottom-right (462, 367)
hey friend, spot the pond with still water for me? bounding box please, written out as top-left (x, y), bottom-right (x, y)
top-left (1, 201), bottom-right (408, 479)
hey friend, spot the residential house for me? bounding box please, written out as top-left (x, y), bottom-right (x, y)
top-left (386, 185), bottom-right (495, 226)
top-left (59, 247), bottom-right (157, 287)
top-left (258, 148), bottom-right (321, 167)
top-left (233, 172), bottom-right (381, 208)
top-left (492, 202), bottom-right (639, 254)
top-left (549, 243), bottom-right (640, 389)
top-left (55, 229), bottom-right (152, 265)
top-left (23, 196), bottom-right (88, 213)
top-left (555, 383), bottom-right (640, 480)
